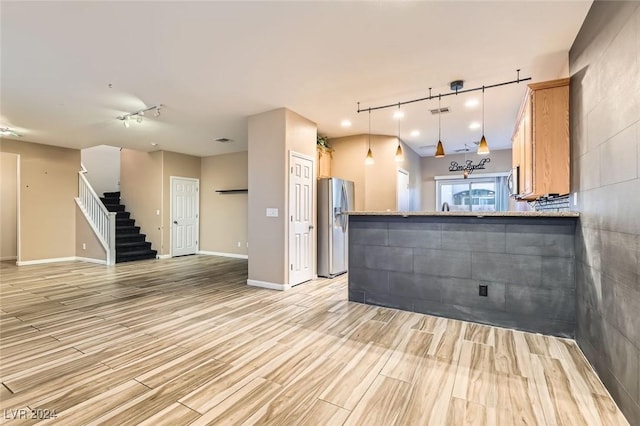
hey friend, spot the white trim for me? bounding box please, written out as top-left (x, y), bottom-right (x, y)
top-left (434, 172), bottom-right (510, 180)
top-left (157, 254), bottom-right (171, 260)
top-left (75, 257), bottom-right (107, 265)
top-left (0, 256), bottom-right (17, 261)
top-left (17, 257), bottom-right (79, 266)
top-left (247, 279), bottom-right (291, 291)
top-left (198, 250), bottom-right (248, 259)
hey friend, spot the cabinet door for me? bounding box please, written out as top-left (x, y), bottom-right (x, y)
top-left (522, 95), bottom-right (534, 196)
top-left (533, 85), bottom-right (570, 196)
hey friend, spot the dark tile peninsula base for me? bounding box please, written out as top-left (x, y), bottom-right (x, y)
top-left (348, 212), bottom-right (578, 338)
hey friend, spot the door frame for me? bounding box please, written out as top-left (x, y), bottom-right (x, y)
top-left (169, 176), bottom-right (200, 257)
top-left (396, 167), bottom-right (410, 211)
top-left (288, 150), bottom-right (315, 286)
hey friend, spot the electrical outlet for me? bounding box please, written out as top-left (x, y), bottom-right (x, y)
top-left (266, 208), bottom-right (279, 217)
top-left (82, 243), bottom-right (86, 250)
top-left (479, 284), bottom-right (488, 297)
top-left (237, 241), bottom-right (241, 248)
top-left (573, 192), bottom-right (578, 206)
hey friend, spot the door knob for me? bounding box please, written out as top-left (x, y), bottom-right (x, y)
top-left (309, 225), bottom-right (315, 230)
top-left (173, 221), bottom-right (178, 224)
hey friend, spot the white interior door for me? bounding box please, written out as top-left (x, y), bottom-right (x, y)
top-left (397, 168), bottom-right (410, 211)
top-left (171, 177), bottom-right (199, 257)
top-left (289, 152), bottom-right (314, 286)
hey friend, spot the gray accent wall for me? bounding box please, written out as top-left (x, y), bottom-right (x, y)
top-left (570, 1), bottom-right (640, 423)
top-left (348, 215), bottom-right (577, 338)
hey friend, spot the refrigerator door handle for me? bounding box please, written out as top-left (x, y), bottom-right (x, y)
top-left (340, 183), bottom-right (348, 232)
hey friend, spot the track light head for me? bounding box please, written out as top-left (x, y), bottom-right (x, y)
top-left (154, 108), bottom-right (161, 117)
top-left (136, 115), bottom-right (143, 124)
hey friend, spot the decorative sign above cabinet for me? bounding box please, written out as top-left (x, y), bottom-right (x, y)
top-left (448, 158), bottom-right (491, 175)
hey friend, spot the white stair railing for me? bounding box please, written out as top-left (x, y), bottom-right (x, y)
top-left (76, 165), bottom-right (116, 265)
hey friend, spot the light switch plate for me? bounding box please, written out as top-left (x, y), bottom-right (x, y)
top-left (266, 208), bottom-right (279, 217)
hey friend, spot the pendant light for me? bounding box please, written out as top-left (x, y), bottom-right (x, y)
top-left (365, 109), bottom-right (374, 165)
top-left (435, 95), bottom-right (445, 158)
top-left (477, 86), bottom-right (490, 155)
top-left (395, 104), bottom-right (404, 162)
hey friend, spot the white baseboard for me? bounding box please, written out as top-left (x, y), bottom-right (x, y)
top-left (0, 256), bottom-right (17, 261)
top-left (247, 279), bottom-right (291, 291)
top-left (198, 250), bottom-right (248, 260)
top-left (17, 256), bottom-right (80, 266)
top-left (75, 257), bottom-right (107, 265)
top-left (157, 254), bottom-right (171, 260)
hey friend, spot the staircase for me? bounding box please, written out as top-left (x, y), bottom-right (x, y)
top-left (100, 192), bottom-right (157, 263)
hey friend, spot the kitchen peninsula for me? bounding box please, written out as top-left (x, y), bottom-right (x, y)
top-left (347, 211), bottom-right (579, 337)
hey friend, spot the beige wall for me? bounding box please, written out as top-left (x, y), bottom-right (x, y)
top-left (120, 149), bottom-right (163, 253)
top-left (330, 134), bottom-right (422, 211)
top-left (420, 148), bottom-right (512, 210)
top-left (162, 151), bottom-right (201, 256)
top-left (1, 139), bottom-right (79, 262)
top-left (200, 152), bottom-right (248, 256)
top-left (1, 152), bottom-right (18, 260)
top-left (329, 135), bottom-right (367, 210)
top-left (248, 108), bottom-right (287, 285)
top-left (248, 108), bottom-right (316, 286)
top-left (75, 204), bottom-right (106, 261)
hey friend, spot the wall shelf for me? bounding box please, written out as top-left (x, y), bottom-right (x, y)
top-left (215, 189), bottom-right (248, 194)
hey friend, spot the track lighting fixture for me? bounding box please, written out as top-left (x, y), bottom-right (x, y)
top-left (435, 95), bottom-right (445, 158)
top-left (365, 110), bottom-right (374, 165)
top-left (477, 87), bottom-right (490, 155)
top-left (395, 104), bottom-right (404, 163)
top-left (118, 104), bottom-right (162, 127)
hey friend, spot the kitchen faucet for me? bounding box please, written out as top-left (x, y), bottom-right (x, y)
top-left (441, 202), bottom-right (450, 211)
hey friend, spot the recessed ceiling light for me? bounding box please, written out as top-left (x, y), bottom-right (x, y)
top-left (465, 99), bottom-right (479, 108)
top-left (393, 110), bottom-right (404, 120)
top-left (215, 137), bottom-right (233, 143)
top-left (341, 120), bottom-right (352, 127)
top-left (150, 142), bottom-right (158, 146)
top-left (469, 121), bottom-right (481, 130)
top-left (410, 130), bottom-right (420, 137)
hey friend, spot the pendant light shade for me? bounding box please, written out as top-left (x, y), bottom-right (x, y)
top-left (435, 140), bottom-right (445, 157)
top-left (365, 109), bottom-right (375, 165)
top-left (477, 87), bottom-right (490, 155)
top-left (395, 144), bottom-right (404, 162)
top-left (365, 147), bottom-right (375, 165)
top-left (477, 135), bottom-right (490, 155)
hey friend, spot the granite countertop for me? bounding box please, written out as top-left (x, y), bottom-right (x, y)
top-left (346, 211), bottom-right (580, 218)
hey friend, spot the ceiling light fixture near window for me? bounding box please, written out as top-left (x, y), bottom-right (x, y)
top-left (341, 120), bottom-right (352, 128)
top-left (0, 127), bottom-right (22, 137)
top-left (410, 130), bottom-right (420, 137)
top-left (469, 121), bottom-right (481, 130)
top-left (465, 98), bottom-right (479, 108)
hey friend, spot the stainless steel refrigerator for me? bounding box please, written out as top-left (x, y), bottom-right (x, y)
top-left (317, 177), bottom-right (355, 278)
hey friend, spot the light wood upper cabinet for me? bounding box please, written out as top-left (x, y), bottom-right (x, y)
top-left (317, 145), bottom-right (332, 178)
top-left (512, 78), bottom-right (570, 200)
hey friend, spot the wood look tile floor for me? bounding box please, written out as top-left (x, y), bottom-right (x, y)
top-left (0, 255), bottom-right (628, 425)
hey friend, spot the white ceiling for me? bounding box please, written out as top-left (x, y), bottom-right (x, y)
top-left (1, 1), bottom-right (592, 157)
